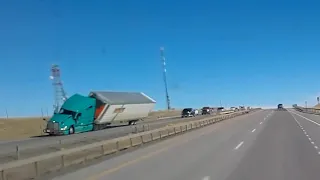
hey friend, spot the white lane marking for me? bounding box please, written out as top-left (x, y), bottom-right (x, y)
top-left (260, 122), bottom-right (263, 124)
top-left (289, 110), bottom-right (320, 126)
top-left (289, 112), bottom-right (302, 127)
top-left (251, 129), bottom-right (256, 133)
top-left (202, 176), bottom-right (210, 180)
top-left (289, 112), bottom-right (320, 152)
top-left (234, 141), bottom-right (244, 150)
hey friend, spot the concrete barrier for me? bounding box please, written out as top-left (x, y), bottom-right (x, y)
top-left (0, 109), bottom-right (259, 180)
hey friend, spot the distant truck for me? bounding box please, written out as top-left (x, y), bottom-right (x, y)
top-left (278, 104), bottom-right (284, 110)
top-left (44, 91), bottom-right (156, 135)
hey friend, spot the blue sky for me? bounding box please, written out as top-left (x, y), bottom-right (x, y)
top-left (1, 0), bottom-right (320, 117)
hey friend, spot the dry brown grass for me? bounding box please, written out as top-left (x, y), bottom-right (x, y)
top-left (0, 117), bottom-right (48, 141)
top-left (0, 110), bottom-right (181, 141)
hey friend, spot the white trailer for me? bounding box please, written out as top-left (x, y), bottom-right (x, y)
top-left (89, 91), bottom-right (156, 130)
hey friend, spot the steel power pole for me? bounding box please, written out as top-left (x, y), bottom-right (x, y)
top-left (160, 47), bottom-right (171, 110)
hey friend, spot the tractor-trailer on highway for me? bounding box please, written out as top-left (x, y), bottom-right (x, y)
top-left (44, 91), bottom-right (156, 135)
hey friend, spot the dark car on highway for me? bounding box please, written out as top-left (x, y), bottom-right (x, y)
top-left (181, 108), bottom-right (197, 118)
top-left (201, 107), bottom-right (211, 115)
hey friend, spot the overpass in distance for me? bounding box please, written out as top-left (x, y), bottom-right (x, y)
top-left (2, 108), bottom-right (320, 180)
top-left (47, 108), bottom-right (320, 180)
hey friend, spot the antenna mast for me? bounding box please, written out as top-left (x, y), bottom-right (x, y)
top-left (160, 47), bottom-right (171, 110)
top-left (50, 64), bottom-right (67, 113)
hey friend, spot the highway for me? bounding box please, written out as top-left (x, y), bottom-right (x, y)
top-left (0, 113), bottom-right (218, 163)
top-left (50, 109), bottom-right (320, 180)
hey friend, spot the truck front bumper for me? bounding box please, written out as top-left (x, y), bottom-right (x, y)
top-left (43, 129), bottom-right (65, 135)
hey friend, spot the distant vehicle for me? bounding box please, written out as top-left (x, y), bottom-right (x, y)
top-left (193, 109), bottom-right (200, 116)
top-left (217, 107), bottom-right (224, 112)
top-left (44, 91), bottom-right (156, 135)
top-left (278, 104), bottom-right (284, 110)
top-left (239, 106), bottom-right (246, 111)
top-left (201, 107), bottom-right (211, 115)
top-left (181, 108), bottom-right (198, 118)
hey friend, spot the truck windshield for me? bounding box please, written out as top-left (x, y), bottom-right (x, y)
top-left (59, 108), bottom-right (76, 116)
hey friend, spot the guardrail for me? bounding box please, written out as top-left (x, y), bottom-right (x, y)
top-left (0, 112), bottom-right (235, 164)
top-left (292, 105), bottom-right (320, 115)
top-left (0, 109), bottom-right (243, 164)
top-left (0, 109), bottom-right (260, 180)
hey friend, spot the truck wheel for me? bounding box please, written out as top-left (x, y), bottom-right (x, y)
top-left (69, 126), bottom-right (75, 134)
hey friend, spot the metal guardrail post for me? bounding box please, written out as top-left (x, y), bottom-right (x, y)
top-left (1, 170), bottom-right (6, 180)
top-left (16, 145), bottom-right (20, 160)
top-left (101, 145), bottom-right (105, 155)
top-left (116, 141), bottom-right (119, 150)
top-left (61, 155), bottom-right (65, 168)
top-left (34, 161), bottom-right (39, 177)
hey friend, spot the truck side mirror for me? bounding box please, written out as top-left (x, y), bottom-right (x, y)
top-left (73, 113), bottom-right (79, 120)
top-left (74, 113), bottom-right (81, 120)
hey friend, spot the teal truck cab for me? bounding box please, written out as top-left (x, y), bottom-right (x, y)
top-left (44, 94), bottom-right (96, 135)
top-left (44, 91), bottom-right (156, 135)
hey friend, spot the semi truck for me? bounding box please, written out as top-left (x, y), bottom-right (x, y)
top-left (44, 91), bottom-right (156, 135)
top-left (277, 104), bottom-right (284, 110)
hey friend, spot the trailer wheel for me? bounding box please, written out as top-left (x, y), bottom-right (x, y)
top-left (69, 126), bottom-right (75, 134)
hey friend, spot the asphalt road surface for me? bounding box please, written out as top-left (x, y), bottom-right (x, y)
top-left (0, 114), bottom-right (218, 161)
top-left (51, 109), bottom-right (320, 180)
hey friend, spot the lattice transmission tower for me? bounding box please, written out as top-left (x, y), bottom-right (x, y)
top-left (160, 47), bottom-right (171, 110)
top-left (50, 64), bottom-right (67, 113)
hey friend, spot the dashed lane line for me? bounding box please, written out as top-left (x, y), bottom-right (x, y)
top-left (234, 141), bottom-right (244, 150)
top-left (289, 111), bottom-right (320, 155)
top-left (288, 110), bottom-right (320, 126)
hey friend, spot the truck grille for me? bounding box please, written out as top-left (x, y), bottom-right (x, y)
top-left (47, 121), bottom-right (59, 131)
